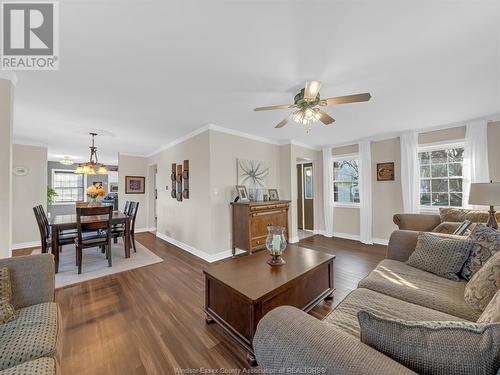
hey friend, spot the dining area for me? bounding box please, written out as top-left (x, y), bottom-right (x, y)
top-left (33, 201), bottom-right (140, 274)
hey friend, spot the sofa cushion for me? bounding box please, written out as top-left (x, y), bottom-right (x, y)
top-left (358, 259), bottom-right (480, 320)
top-left (477, 290), bottom-right (500, 324)
top-left (0, 268), bottom-right (16, 325)
top-left (462, 224), bottom-right (500, 280)
top-left (0, 303), bottom-right (60, 370)
top-left (324, 288), bottom-right (465, 338)
top-left (464, 250), bottom-right (500, 312)
top-left (406, 233), bottom-right (472, 280)
top-left (0, 357), bottom-right (59, 375)
top-left (439, 207), bottom-right (500, 223)
top-left (358, 310), bottom-right (500, 375)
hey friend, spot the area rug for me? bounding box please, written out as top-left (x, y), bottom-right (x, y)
top-left (31, 239), bottom-right (163, 288)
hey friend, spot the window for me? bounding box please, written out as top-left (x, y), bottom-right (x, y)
top-left (418, 145), bottom-right (464, 208)
top-left (333, 158), bottom-right (360, 204)
top-left (52, 170), bottom-right (84, 203)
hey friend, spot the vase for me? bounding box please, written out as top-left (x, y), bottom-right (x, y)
top-left (265, 226), bottom-right (287, 266)
top-left (88, 196), bottom-right (97, 206)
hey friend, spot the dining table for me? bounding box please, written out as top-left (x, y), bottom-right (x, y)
top-left (50, 211), bottom-right (131, 273)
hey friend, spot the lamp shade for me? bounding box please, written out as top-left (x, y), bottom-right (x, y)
top-left (468, 182), bottom-right (500, 206)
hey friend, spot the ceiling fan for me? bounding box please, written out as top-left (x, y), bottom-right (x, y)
top-left (254, 81), bottom-right (371, 129)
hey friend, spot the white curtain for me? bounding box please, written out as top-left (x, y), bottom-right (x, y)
top-left (359, 141), bottom-right (373, 244)
top-left (463, 120), bottom-right (490, 208)
top-left (322, 147), bottom-right (334, 237)
top-left (400, 131), bottom-right (420, 213)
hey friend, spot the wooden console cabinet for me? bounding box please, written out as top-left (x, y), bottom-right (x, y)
top-left (231, 200), bottom-right (290, 256)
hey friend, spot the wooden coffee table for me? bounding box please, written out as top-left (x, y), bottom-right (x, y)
top-left (204, 246), bottom-right (335, 365)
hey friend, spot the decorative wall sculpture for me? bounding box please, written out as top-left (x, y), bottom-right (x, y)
top-left (237, 159), bottom-right (269, 201)
top-left (171, 160), bottom-right (189, 201)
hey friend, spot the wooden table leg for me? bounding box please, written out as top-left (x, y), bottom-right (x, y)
top-left (247, 352), bottom-right (257, 367)
top-left (51, 228), bottom-right (59, 273)
top-left (124, 219), bottom-right (131, 258)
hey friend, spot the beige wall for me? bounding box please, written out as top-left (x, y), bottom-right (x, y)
top-left (149, 132), bottom-right (213, 255)
top-left (488, 121), bottom-right (500, 182)
top-left (0, 80), bottom-right (14, 258)
top-left (12, 145), bottom-right (48, 246)
top-left (118, 154), bottom-right (150, 230)
top-left (371, 138), bottom-right (403, 240)
top-left (209, 130), bottom-right (281, 252)
top-left (418, 126), bottom-right (466, 144)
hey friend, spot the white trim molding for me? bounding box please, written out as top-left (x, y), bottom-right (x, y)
top-left (135, 227), bottom-right (156, 233)
top-left (12, 241), bottom-right (40, 250)
top-left (0, 72), bottom-right (18, 85)
top-left (155, 232), bottom-right (244, 263)
top-left (289, 236), bottom-right (300, 244)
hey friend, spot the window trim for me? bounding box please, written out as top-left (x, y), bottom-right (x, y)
top-left (417, 141), bottom-right (465, 212)
top-left (51, 169), bottom-right (87, 205)
top-left (332, 153), bottom-right (360, 208)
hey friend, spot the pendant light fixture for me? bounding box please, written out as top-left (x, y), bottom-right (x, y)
top-left (74, 133), bottom-right (108, 175)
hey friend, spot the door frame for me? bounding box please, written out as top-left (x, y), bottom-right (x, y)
top-left (296, 160), bottom-right (314, 232)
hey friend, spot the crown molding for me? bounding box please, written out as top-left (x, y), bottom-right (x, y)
top-left (13, 140), bottom-right (48, 148)
top-left (207, 124), bottom-right (281, 146)
top-left (0, 72), bottom-right (18, 86)
top-left (288, 139), bottom-right (320, 151)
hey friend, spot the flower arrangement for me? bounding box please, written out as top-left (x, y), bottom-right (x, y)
top-left (86, 185), bottom-right (106, 200)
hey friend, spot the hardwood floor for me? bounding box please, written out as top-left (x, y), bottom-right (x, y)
top-left (55, 232), bottom-right (386, 374)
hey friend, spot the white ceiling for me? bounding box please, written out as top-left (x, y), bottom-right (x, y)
top-left (12, 0), bottom-right (500, 164)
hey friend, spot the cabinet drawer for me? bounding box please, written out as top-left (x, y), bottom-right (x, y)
top-left (251, 237), bottom-right (267, 248)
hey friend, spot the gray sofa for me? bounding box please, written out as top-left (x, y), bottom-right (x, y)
top-left (253, 230), bottom-right (484, 374)
top-left (0, 254), bottom-right (61, 374)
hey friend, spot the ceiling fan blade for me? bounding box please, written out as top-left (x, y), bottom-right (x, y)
top-left (303, 81), bottom-right (322, 100)
top-left (254, 104), bottom-right (294, 111)
top-left (324, 93), bottom-right (371, 106)
top-left (318, 110), bottom-right (335, 125)
top-left (275, 117), bottom-right (288, 128)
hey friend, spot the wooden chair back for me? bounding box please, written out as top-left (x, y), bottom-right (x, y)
top-left (33, 205), bottom-right (49, 251)
top-left (129, 202), bottom-right (139, 233)
top-left (75, 206), bottom-right (113, 245)
top-left (124, 201), bottom-right (131, 215)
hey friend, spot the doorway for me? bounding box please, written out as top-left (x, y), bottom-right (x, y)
top-left (297, 161), bottom-right (314, 240)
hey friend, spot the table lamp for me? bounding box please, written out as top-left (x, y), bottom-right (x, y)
top-left (468, 182), bottom-right (500, 230)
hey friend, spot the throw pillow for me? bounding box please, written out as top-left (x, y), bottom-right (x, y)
top-left (439, 207), bottom-right (500, 223)
top-left (462, 224), bottom-right (500, 280)
top-left (0, 267), bottom-right (16, 324)
top-left (464, 250), bottom-right (500, 312)
top-left (358, 310), bottom-right (500, 375)
top-left (477, 290), bottom-right (500, 324)
top-left (406, 233), bottom-right (473, 280)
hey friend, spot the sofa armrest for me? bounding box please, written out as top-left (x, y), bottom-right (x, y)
top-left (0, 254), bottom-right (55, 308)
top-left (386, 230), bottom-right (419, 262)
top-left (393, 213), bottom-right (441, 231)
top-left (253, 306), bottom-right (417, 375)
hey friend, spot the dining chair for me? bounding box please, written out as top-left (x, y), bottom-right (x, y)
top-left (33, 205), bottom-right (77, 254)
top-left (129, 201), bottom-right (139, 253)
top-left (110, 201), bottom-right (138, 252)
top-left (75, 205), bottom-right (113, 274)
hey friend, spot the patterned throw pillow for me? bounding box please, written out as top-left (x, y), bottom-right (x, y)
top-left (462, 224), bottom-right (500, 280)
top-left (477, 290), bottom-right (500, 324)
top-left (0, 267), bottom-right (16, 324)
top-left (358, 310), bottom-right (500, 375)
top-left (464, 250), bottom-right (500, 312)
top-left (406, 233), bottom-right (473, 281)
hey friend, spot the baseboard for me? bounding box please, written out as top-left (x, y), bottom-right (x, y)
top-left (11, 241), bottom-right (40, 250)
top-left (155, 232), bottom-right (244, 263)
top-left (372, 237), bottom-right (389, 246)
top-left (289, 236), bottom-right (300, 244)
top-left (333, 232), bottom-right (361, 242)
top-left (135, 227), bottom-right (156, 233)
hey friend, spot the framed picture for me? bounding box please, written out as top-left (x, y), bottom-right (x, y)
top-left (109, 183), bottom-right (118, 193)
top-left (125, 176), bottom-right (145, 194)
top-left (377, 162), bottom-right (395, 181)
top-left (268, 189), bottom-right (279, 201)
top-left (236, 185), bottom-right (249, 202)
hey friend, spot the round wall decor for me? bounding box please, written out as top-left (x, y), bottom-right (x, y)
top-left (13, 166), bottom-right (29, 176)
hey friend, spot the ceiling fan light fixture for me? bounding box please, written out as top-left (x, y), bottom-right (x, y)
top-left (292, 108), bottom-right (321, 125)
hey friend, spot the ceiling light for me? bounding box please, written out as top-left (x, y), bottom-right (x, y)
top-left (292, 108), bottom-right (321, 126)
top-left (60, 157), bottom-right (74, 166)
top-left (74, 133), bottom-right (108, 175)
